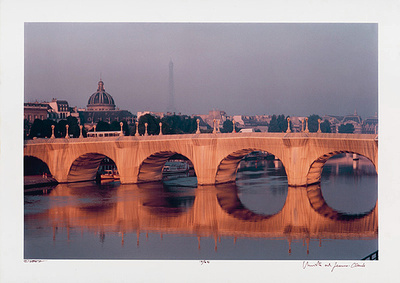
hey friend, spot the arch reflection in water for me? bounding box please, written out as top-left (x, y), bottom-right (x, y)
top-left (216, 183), bottom-right (283, 221)
top-left (138, 182), bottom-right (196, 216)
top-left (236, 157), bottom-right (288, 215)
top-left (307, 183), bottom-right (377, 221)
top-left (24, 181), bottom-right (377, 259)
top-left (320, 153), bottom-right (378, 214)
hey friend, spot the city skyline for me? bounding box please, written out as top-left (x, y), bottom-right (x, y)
top-left (24, 23), bottom-right (378, 118)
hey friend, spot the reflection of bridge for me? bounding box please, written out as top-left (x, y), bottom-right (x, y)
top-left (24, 133), bottom-right (378, 186)
top-left (25, 183), bottom-right (377, 253)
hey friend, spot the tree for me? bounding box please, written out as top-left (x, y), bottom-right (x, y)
top-left (268, 114), bottom-right (288, 132)
top-left (139, 114), bottom-right (160, 135)
top-left (220, 120), bottom-right (240, 133)
top-left (338, 123), bottom-right (355, 133)
top-left (96, 121), bottom-right (111, 132)
top-left (161, 115), bottom-right (197, 134)
top-left (307, 114), bottom-right (321, 133)
top-left (129, 123), bottom-right (136, 136)
top-left (42, 119), bottom-right (57, 137)
top-left (66, 116), bottom-right (80, 138)
top-left (221, 120), bottom-right (233, 133)
top-left (278, 115), bottom-right (288, 132)
top-left (268, 115), bottom-right (279, 132)
top-left (181, 116), bottom-right (197, 133)
top-left (50, 117), bottom-right (82, 138)
top-left (307, 115), bottom-right (331, 133)
top-left (24, 119), bottom-right (31, 139)
top-left (94, 120), bottom-right (131, 135)
top-left (56, 120), bottom-right (68, 138)
top-left (110, 121), bottom-right (121, 131)
top-left (28, 119), bottom-right (58, 139)
top-left (320, 120), bottom-right (332, 133)
top-left (29, 119), bottom-right (45, 138)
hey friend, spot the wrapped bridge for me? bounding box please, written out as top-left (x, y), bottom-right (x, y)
top-left (24, 132), bottom-right (378, 186)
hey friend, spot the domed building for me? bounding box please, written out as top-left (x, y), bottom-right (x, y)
top-left (87, 80), bottom-right (116, 111)
top-left (79, 80), bottom-right (135, 126)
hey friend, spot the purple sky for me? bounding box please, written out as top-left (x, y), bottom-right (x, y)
top-left (24, 23), bottom-right (378, 118)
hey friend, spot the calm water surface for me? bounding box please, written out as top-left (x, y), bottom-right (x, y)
top-left (24, 154), bottom-right (377, 260)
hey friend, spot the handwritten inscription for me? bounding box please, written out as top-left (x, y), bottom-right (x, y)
top-left (302, 261), bottom-right (366, 272)
top-left (24, 259), bottom-right (44, 263)
top-left (200, 260), bottom-right (210, 265)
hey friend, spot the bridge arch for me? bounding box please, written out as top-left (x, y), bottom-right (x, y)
top-left (24, 155), bottom-right (51, 176)
top-left (67, 152), bottom-right (119, 183)
top-left (137, 151), bottom-right (196, 183)
top-left (307, 150), bottom-right (377, 185)
top-left (215, 148), bottom-right (286, 184)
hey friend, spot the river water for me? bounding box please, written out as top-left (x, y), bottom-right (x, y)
top-left (24, 153), bottom-right (377, 260)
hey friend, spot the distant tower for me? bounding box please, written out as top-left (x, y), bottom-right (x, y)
top-left (167, 59), bottom-right (176, 113)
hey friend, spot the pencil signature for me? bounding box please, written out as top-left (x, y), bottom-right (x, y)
top-left (24, 259), bottom-right (44, 263)
top-left (302, 261), bottom-right (366, 272)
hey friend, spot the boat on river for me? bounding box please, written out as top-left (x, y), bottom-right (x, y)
top-left (162, 161), bottom-right (190, 174)
top-left (100, 169), bottom-right (120, 180)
